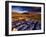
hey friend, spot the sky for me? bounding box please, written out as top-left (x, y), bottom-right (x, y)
top-left (12, 6), bottom-right (41, 13)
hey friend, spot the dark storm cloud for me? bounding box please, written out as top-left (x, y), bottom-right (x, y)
top-left (12, 6), bottom-right (41, 13)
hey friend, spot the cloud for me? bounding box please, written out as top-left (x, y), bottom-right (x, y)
top-left (12, 9), bottom-right (28, 13)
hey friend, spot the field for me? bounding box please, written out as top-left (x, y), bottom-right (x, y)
top-left (12, 12), bottom-right (41, 31)
top-left (12, 12), bottom-right (41, 21)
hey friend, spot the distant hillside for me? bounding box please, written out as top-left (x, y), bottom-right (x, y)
top-left (12, 12), bottom-right (41, 21)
